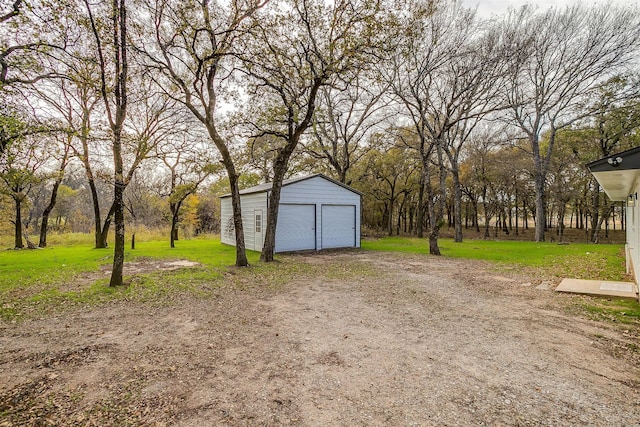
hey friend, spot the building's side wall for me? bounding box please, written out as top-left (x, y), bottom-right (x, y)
top-left (280, 176), bottom-right (361, 250)
top-left (220, 192), bottom-right (268, 251)
top-left (626, 187), bottom-right (640, 291)
top-left (220, 197), bottom-right (234, 246)
top-left (241, 192), bottom-right (268, 252)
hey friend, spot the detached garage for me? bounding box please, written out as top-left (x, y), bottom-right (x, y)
top-left (220, 174), bottom-right (361, 253)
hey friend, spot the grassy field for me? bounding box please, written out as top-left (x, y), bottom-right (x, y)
top-left (0, 235), bottom-right (258, 319)
top-left (362, 236), bottom-right (628, 281)
top-left (0, 233), bottom-right (636, 323)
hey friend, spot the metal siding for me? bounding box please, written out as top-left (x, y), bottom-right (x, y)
top-left (241, 193), bottom-right (268, 252)
top-left (275, 204), bottom-right (316, 252)
top-left (280, 176), bottom-right (361, 250)
top-left (220, 197), bottom-right (235, 246)
top-left (628, 188), bottom-right (640, 287)
top-left (280, 176), bottom-right (361, 205)
top-left (321, 205), bottom-right (356, 248)
top-left (223, 175), bottom-right (361, 252)
top-left (220, 193), bottom-right (267, 251)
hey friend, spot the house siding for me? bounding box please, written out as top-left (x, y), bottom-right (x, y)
top-left (220, 197), bottom-right (234, 246)
top-left (220, 192), bottom-right (268, 251)
top-left (627, 189), bottom-right (640, 283)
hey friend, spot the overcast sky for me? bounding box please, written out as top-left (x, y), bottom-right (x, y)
top-left (461, 0), bottom-right (640, 19)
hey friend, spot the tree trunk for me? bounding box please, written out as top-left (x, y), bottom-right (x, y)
top-left (531, 134), bottom-right (548, 242)
top-left (514, 190), bottom-right (519, 236)
top-left (219, 171), bottom-right (247, 267)
top-left (261, 159), bottom-right (288, 262)
top-left (170, 201), bottom-right (181, 248)
top-left (482, 188), bottom-right (490, 239)
top-left (428, 145), bottom-right (446, 255)
top-left (77, 112), bottom-right (104, 249)
top-left (451, 164), bottom-right (463, 243)
top-left (397, 197), bottom-right (406, 236)
top-left (473, 199), bottom-right (480, 233)
top-left (387, 193), bottom-right (394, 237)
top-left (338, 168), bottom-right (346, 184)
top-left (38, 180), bottom-right (62, 248)
top-left (39, 144), bottom-right (69, 247)
top-left (86, 170), bottom-right (104, 248)
top-left (408, 204), bottom-right (415, 234)
top-left (533, 171), bottom-right (546, 242)
top-left (109, 135), bottom-right (126, 287)
top-left (428, 227), bottom-right (440, 255)
top-left (591, 203), bottom-right (614, 244)
top-left (416, 170), bottom-right (425, 238)
top-left (78, 149), bottom-right (105, 248)
top-left (14, 196), bottom-right (23, 249)
top-left (590, 182), bottom-right (601, 243)
top-left (99, 202), bottom-right (116, 248)
top-left (424, 163), bottom-right (438, 250)
top-left (557, 205), bottom-right (565, 242)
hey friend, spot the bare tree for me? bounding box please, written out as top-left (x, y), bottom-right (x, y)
top-left (304, 75), bottom-right (392, 185)
top-left (25, 54), bottom-right (104, 247)
top-left (435, 22), bottom-right (513, 243)
top-left (156, 134), bottom-right (220, 248)
top-left (502, 4), bottom-right (640, 242)
top-left (389, 0), bottom-right (482, 254)
top-left (37, 133), bottom-right (71, 247)
top-left (240, 0), bottom-right (387, 262)
top-left (136, 0), bottom-right (268, 267)
top-left (0, 131), bottom-right (43, 248)
top-left (84, 0), bottom-right (129, 287)
top-left (92, 83), bottom-right (188, 247)
top-left (1, 0), bottom-right (67, 86)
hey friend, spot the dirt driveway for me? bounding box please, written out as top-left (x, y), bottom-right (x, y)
top-left (1, 251), bottom-right (639, 426)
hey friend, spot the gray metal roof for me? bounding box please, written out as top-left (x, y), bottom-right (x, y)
top-left (219, 173), bottom-right (363, 198)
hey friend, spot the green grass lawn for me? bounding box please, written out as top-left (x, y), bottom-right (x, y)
top-left (0, 236), bottom-right (265, 319)
top-left (362, 236), bottom-right (627, 281)
top-left (0, 236), bottom-right (253, 292)
top-left (0, 234), bottom-right (636, 323)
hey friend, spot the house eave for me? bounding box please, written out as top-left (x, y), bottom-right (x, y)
top-left (590, 170), bottom-right (640, 201)
top-left (587, 146), bottom-right (640, 202)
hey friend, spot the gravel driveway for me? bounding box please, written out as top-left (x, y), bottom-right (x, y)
top-left (1, 251), bottom-right (639, 425)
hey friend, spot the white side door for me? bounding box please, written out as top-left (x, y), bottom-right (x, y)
top-left (254, 210), bottom-right (263, 251)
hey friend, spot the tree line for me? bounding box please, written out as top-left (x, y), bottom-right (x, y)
top-left (1, 0), bottom-right (639, 286)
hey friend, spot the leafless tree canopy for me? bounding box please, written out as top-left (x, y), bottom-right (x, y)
top-left (2, 0), bottom-right (640, 258)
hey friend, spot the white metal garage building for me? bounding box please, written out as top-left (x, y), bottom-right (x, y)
top-left (220, 174), bottom-right (362, 253)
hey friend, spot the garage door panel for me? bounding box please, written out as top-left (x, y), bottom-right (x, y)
top-left (275, 204), bottom-right (316, 252)
top-left (322, 205), bottom-right (356, 249)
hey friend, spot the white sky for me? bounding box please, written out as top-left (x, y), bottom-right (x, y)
top-left (461, 0), bottom-right (640, 19)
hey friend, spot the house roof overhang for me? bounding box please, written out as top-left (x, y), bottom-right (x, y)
top-left (586, 146), bottom-right (640, 202)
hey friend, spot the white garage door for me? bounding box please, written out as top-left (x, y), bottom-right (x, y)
top-left (322, 205), bottom-right (356, 249)
top-left (275, 204), bottom-right (316, 252)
